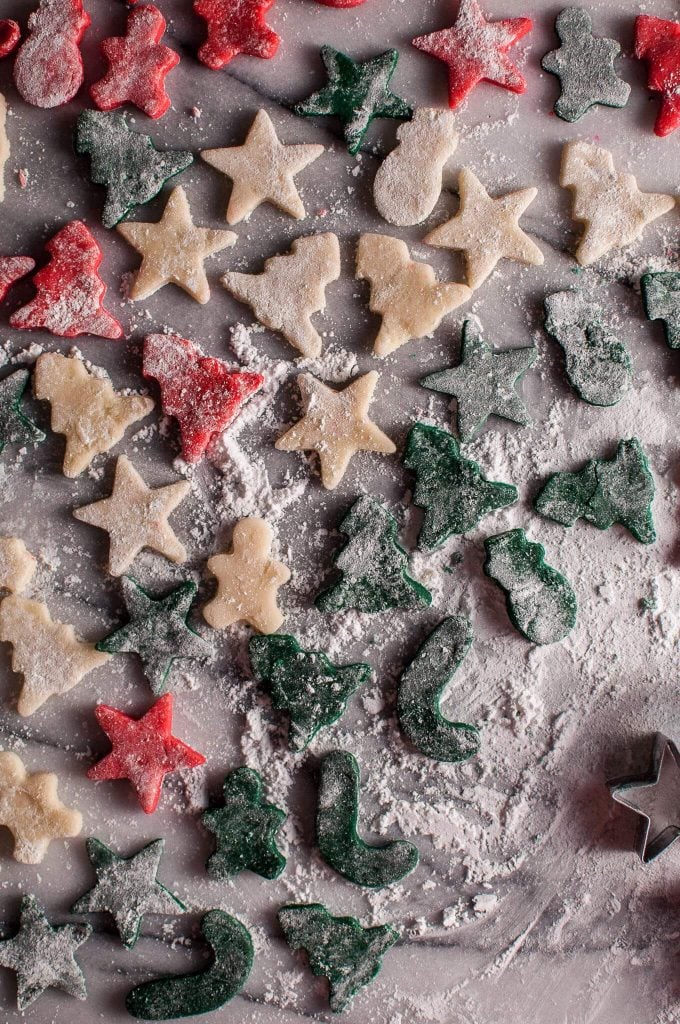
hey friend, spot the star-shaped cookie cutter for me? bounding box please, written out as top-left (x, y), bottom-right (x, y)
top-left (609, 732), bottom-right (680, 863)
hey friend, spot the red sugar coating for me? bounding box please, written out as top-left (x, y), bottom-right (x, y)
top-left (193, 0), bottom-right (280, 70)
top-left (90, 4), bottom-right (180, 121)
top-left (13, 0), bottom-right (90, 109)
top-left (0, 20), bottom-right (21, 59)
top-left (635, 15), bottom-right (680, 137)
top-left (143, 333), bottom-right (264, 463)
top-left (9, 221), bottom-right (123, 340)
top-left (0, 257), bottom-right (35, 303)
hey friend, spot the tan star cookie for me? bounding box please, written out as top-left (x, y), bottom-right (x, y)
top-left (201, 109), bottom-right (324, 224)
top-left (0, 538), bottom-right (36, 594)
top-left (0, 596), bottom-right (110, 716)
top-left (356, 234), bottom-right (471, 357)
top-left (203, 517), bottom-right (290, 634)
top-left (73, 455), bottom-right (190, 576)
top-left (0, 93), bottom-right (8, 204)
top-left (221, 233), bottom-right (340, 358)
top-left (117, 185), bottom-right (237, 304)
top-left (424, 167), bottom-right (544, 290)
top-left (34, 352), bottom-right (154, 478)
top-left (275, 371), bottom-right (396, 489)
top-left (560, 140), bottom-right (676, 266)
top-left (0, 751), bottom-right (82, 864)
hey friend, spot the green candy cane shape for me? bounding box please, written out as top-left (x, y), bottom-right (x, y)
top-left (398, 617), bottom-right (480, 762)
top-left (317, 750), bottom-right (418, 888)
top-left (125, 910), bottom-right (253, 1020)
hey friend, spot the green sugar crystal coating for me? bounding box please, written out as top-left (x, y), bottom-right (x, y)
top-left (201, 767), bottom-right (286, 880)
top-left (294, 46), bottom-right (412, 154)
top-left (278, 902), bottom-right (398, 1013)
top-left (249, 634), bottom-right (373, 750)
top-left (0, 369), bottom-right (45, 455)
top-left (397, 616), bottom-right (480, 762)
top-left (75, 110), bottom-right (193, 229)
top-left (404, 421), bottom-right (517, 550)
top-left (125, 910), bottom-right (253, 1020)
top-left (544, 290), bottom-right (631, 406)
top-left (484, 528), bottom-right (577, 645)
top-left (641, 271), bottom-right (680, 349)
top-left (315, 496), bottom-right (431, 614)
top-left (535, 437), bottom-right (655, 544)
top-left (316, 750), bottom-right (418, 888)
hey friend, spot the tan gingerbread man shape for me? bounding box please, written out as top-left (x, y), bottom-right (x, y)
top-left (0, 751), bottom-right (82, 864)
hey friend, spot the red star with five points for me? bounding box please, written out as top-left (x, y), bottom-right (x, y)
top-left (635, 15), bottom-right (680, 137)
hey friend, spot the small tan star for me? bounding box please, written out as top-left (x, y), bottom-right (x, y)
top-left (203, 517), bottom-right (290, 634)
top-left (275, 371), bottom-right (396, 490)
top-left (117, 186), bottom-right (237, 304)
top-left (0, 538), bottom-right (36, 594)
top-left (201, 109), bottom-right (324, 224)
top-left (73, 455), bottom-right (190, 576)
top-left (424, 167), bottom-right (544, 290)
top-left (0, 751), bottom-right (82, 864)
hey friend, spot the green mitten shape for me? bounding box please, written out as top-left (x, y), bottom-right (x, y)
top-left (202, 767), bottom-right (286, 880)
top-left (641, 271), bottom-right (680, 349)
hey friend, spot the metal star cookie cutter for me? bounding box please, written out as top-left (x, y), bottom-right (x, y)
top-left (608, 732), bottom-right (680, 863)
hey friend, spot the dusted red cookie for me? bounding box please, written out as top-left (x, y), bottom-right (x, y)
top-left (635, 15), bottom-right (680, 137)
top-left (90, 4), bottom-right (179, 120)
top-left (0, 20), bottom-right (20, 59)
top-left (193, 0), bottom-right (280, 70)
top-left (9, 221), bottom-right (123, 339)
top-left (0, 258), bottom-right (35, 303)
top-left (13, 0), bottom-right (90, 108)
top-left (143, 333), bottom-right (264, 463)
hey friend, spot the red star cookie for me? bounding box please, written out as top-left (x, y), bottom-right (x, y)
top-left (412, 0), bottom-right (532, 110)
top-left (635, 15), bottom-right (680, 137)
top-left (9, 222), bottom-right (122, 339)
top-left (143, 333), bottom-right (264, 463)
top-left (193, 0), bottom-right (280, 70)
top-left (90, 4), bottom-right (179, 121)
top-left (87, 693), bottom-right (205, 814)
top-left (13, 0), bottom-right (90, 109)
top-left (0, 20), bottom-right (20, 59)
top-left (0, 257), bottom-right (35, 303)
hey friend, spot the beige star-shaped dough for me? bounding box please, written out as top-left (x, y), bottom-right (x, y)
top-left (560, 140), bottom-right (676, 266)
top-left (0, 751), bottom-right (82, 864)
top-left (0, 538), bottom-right (36, 594)
top-left (203, 517), bottom-right (290, 634)
top-left (275, 371), bottom-right (396, 489)
top-left (34, 352), bottom-right (154, 478)
top-left (117, 186), bottom-right (237, 304)
top-left (356, 234), bottom-right (471, 356)
top-left (73, 455), bottom-right (190, 576)
top-left (201, 109), bottom-right (324, 224)
top-left (424, 167), bottom-right (544, 290)
top-left (0, 595), bottom-right (110, 716)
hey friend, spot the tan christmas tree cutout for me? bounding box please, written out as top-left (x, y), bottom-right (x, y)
top-left (0, 538), bottom-right (36, 593)
top-left (0, 751), bottom-right (82, 863)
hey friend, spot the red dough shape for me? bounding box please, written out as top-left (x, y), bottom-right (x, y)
top-left (9, 221), bottom-right (123, 340)
top-left (635, 15), bottom-right (680, 137)
top-left (90, 4), bottom-right (180, 120)
top-left (412, 0), bottom-right (532, 110)
top-left (143, 333), bottom-right (264, 463)
top-left (13, 0), bottom-right (90, 109)
top-left (193, 0), bottom-right (280, 70)
top-left (0, 20), bottom-right (21, 59)
top-left (87, 693), bottom-right (206, 814)
top-left (0, 258), bottom-right (35, 303)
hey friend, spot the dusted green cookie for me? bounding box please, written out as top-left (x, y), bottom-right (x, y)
top-left (0, 369), bottom-right (44, 456)
top-left (202, 767), bottom-right (286, 880)
top-left (641, 271), bottom-right (680, 349)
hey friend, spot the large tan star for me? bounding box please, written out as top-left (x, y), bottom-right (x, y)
top-left (0, 538), bottom-right (36, 594)
top-left (201, 109), bottom-right (324, 224)
top-left (203, 517), bottom-right (290, 634)
top-left (424, 167), bottom-right (544, 290)
top-left (275, 371), bottom-right (396, 489)
top-left (73, 455), bottom-right (190, 576)
top-left (0, 751), bottom-right (82, 864)
top-left (117, 186), bottom-right (237, 304)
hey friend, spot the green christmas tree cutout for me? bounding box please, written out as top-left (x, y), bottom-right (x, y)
top-left (315, 496), bottom-right (431, 614)
top-left (294, 46), bottom-right (412, 154)
top-left (75, 110), bottom-right (193, 229)
top-left (0, 369), bottom-right (44, 456)
top-left (641, 271), bottom-right (680, 349)
top-left (484, 528), bottom-right (577, 645)
top-left (404, 421), bottom-right (517, 550)
top-left (278, 903), bottom-right (398, 1013)
top-left (249, 634), bottom-right (373, 751)
top-left (535, 438), bottom-right (655, 544)
top-left (202, 767), bottom-right (286, 880)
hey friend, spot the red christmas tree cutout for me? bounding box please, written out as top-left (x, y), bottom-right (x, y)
top-left (412, 0), bottom-right (532, 110)
top-left (13, 0), bottom-right (90, 108)
top-left (90, 4), bottom-right (180, 121)
top-left (0, 257), bottom-right (35, 303)
top-left (9, 221), bottom-right (122, 339)
top-left (143, 333), bottom-right (264, 463)
top-left (0, 20), bottom-right (20, 59)
top-left (88, 693), bottom-right (206, 814)
top-left (635, 15), bottom-right (680, 137)
top-left (193, 0), bottom-right (280, 70)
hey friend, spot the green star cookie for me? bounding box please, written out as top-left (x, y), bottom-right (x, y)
top-left (641, 271), bottom-right (680, 349)
top-left (404, 421), bottom-right (517, 550)
top-left (248, 634), bottom-right (373, 751)
top-left (421, 318), bottom-right (537, 442)
top-left (202, 767), bottom-right (286, 880)
top-left (71, 837), bottom-right (185, 949)
top-left (0, 369), bottom-right (44, 455)
top-left (294, 46), bottom-right (412, 154)
top-left (96, 577), bottom-right (211, 694)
